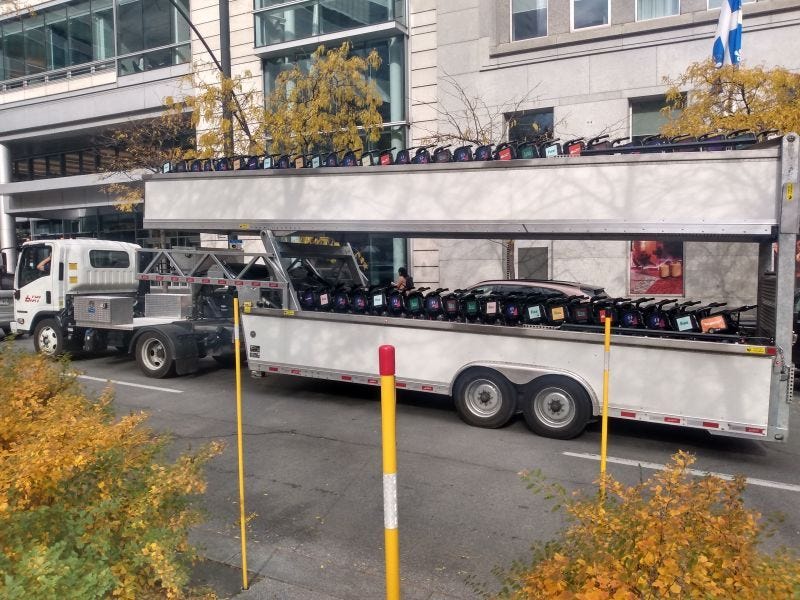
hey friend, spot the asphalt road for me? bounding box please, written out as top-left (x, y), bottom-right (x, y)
top-left (11, 338), bottom-right (800, 599)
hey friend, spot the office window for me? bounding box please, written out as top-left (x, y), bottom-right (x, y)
top-left (708, 0), bottom-right (753, 7)
top-left (3, 21), bottom-right (25, 79)
top-left (637, 0), bottom-right (679, 21)
top-left (572, 0), bottom-right (608, 29)
top-left (69, 1), bottom-right (93, 65)
top-left (24, 14), bottom-right (46, 74)
top-left (507, 109), bottom-right (554, 141)
top-left (512, 0), bottom-right (547, 41)
top-left (92, 0), bottom-right (114, 60)
top-left (630, 97), bottom-right (679, 137)
top-left (45, 7), bottom-right (69, 70)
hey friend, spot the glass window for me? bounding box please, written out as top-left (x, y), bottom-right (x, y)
top-left (512, 0), bottom-right (547, 41)
top-left (319, 0), bottom-right (391, 35)
top-left (3, 20), bottom-right (25, 80)
top-left (68, 1), bottom-right (93, 65)
top-left (143, 0), bottom-right (173, 48)
top-left (630, 97), bottom-right (673, 137)
top-left (572, 0), bottom-right (608, 29)
top-left (507, 109), bottom-right (554, 141)
top-left (92, 0), bottom-right (114, 60)
top-left (264, 36), bottom-right (405, 124)
top-left (117, 0), bottom-right (144, 54)
top-left (24, 14), bottom-right (46, 74)
top-left (637, 0), bottom-right (678, 20)
top-left (90, 250), bottom-right (131, 268)
top-left (45, 7), bottom-right (69, 70)
top-left (18, 245), bottom-right (52, 288)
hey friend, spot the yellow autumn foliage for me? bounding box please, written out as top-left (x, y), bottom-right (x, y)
top-left (497, 451), bottom-right (800, 599)
top-left (661, 60), bottom-right (800, 137)
top-left (0, 345), bottom-right (222, 599)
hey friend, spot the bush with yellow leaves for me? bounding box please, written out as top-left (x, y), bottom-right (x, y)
top-left (495, 451), bottom-right (800, 599)
top-left (0, 345), bottom-right (222, 599)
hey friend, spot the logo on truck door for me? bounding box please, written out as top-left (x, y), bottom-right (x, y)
top-left (24, 295), bottom-right (42, 303)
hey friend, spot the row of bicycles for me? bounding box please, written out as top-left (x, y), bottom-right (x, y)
top-left (288, 282), bottom-right (763, 343)
top-left (162, 129), bottom-right (779, 174)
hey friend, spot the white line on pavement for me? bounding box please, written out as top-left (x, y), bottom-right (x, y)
top-left (76, 374), bottom-right (184, 394)
top-left (563, 451), bottom-right (800, 493)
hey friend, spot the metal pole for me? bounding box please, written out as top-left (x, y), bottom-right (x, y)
top-left (379, 345), bottom-right (400, 600)
top-left (600, 315), bottom-right (612, 499)
top-left (233, 297), bottom-right (249, 590)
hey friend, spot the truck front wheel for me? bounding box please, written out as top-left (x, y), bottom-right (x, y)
top-left (135, 332), bottom-right (175, 378)
top-left (521, 376), bottom-right (591, 439)
top-left (453, 368), bottom-right (517, 428)
top-left (33, 318), bottom-right (65, 357)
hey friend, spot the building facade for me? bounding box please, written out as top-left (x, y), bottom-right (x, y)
top-left (1, 0), bottom-right (799, 298)
top-left (406, 0), bottom-right (800, 304)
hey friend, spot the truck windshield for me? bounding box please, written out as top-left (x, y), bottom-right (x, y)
top-left (17, 245), bottom-right (52, 288)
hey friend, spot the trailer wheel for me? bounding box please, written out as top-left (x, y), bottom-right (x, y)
top-left (521, 376), bottom-right (591, 439)
top-left (135, 332), bottom-right (175, 378)
top-left (33, 318), bottom-right (65, 357)
top-left (453, 368), bottom-right (517, 428)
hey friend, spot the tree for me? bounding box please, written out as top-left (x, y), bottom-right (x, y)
top-left (492, 451), bottom-right (800, 598)
top-left (265, 42), bottom-right (384, 157)
top-left (0, 346), bottom-right (222, 598)
top-left (661, 60), bottom-right (800, 137)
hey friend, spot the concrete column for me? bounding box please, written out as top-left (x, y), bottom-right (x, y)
top-left (0, 144), bottom-right (16, 274)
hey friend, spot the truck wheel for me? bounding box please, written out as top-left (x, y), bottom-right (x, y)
top-left (135, 332), bottom-right (175, 378)
top-left (521, 376), bottom-right (591, 439)
top-left (33, 318), bottom-right (65, 357)
top-left (453, 368), bottom-right (517, 428)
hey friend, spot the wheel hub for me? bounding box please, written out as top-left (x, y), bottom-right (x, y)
top-left (464, 379), bottom-right (502, 417)
top-left (533, 387), bottom-right (575, 428)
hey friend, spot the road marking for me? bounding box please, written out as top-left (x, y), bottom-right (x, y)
top-left (563, 451), bottom-right (800, 493)
top-left (76, 374), bottom-right (184, 394)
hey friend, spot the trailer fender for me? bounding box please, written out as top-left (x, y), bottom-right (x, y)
top-left (449, 362), bottom-right (600, 415)
top-left (130, 324), bottom-right (200, 376)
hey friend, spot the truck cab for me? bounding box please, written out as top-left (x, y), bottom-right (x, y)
top-left (12, 239), bottom-right (139, 354)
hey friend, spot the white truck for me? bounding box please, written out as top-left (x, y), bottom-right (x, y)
top-left (14, 135), bottom-right (799, 442)
top-left (10, 238), bottom-right (297, 376)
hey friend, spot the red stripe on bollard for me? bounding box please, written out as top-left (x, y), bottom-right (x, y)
top-left (379, 345), bottom-right (396, 376)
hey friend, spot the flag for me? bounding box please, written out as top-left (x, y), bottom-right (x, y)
top-left (712, 0), bottom-right (742, 67)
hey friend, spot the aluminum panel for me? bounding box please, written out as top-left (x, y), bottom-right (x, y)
top-left (242, 311), bottom-right (774, 429)
top-left (144, 150), bottom-right (781, 237)
top-left (73, 295), bottom-right (134, 325)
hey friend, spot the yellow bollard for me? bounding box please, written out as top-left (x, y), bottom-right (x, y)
top-left (599, 314), bottom-right (612, 500)
top-left (233, 297), bottom-right (249, 590)
top-left (379, 345), bottom-right (400, 600)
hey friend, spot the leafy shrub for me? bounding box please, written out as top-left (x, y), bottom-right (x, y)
top-left (0, 346), bottom-right (222, 599)
top-left (497, 451), bottom-right (800, 599)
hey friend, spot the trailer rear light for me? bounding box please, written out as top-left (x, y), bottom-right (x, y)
top-left (291, 369), bottom-right (300, 375)
top-left (421, 385), bottom-right (433, 391)
top-left (396, 382), bottom-right (407, 388)
top-left (702, 421), bottom-right (720, 429)
top-left (367, 378), bottom-right (379, 384)
top-left (620, 410), bottom-right (636, 418)
top-left (664, 417), bottom-right (681, 424)
top-left (766, 347), bottom-right (777, 356)
top-left (745, 426), bottom-right (765, 434)
top-left (341, 375), bottom-right (352, 381)
top-left (268, 366), bottom-right (279, 372)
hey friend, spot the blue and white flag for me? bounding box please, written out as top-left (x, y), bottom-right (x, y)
top-left (712, 0), bottom-right (742, 67)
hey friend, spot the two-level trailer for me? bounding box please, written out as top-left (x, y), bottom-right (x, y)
top-left (35, 136), bottom-right (800, 441)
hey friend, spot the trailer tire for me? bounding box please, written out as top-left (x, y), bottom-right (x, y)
top-left (33, 318), bottom-right (66, 357)
top-left (135, 331), bottom-right (175, 378)
top-left (453, 368), bottom-right (517, 428)
top-left (521, 376), bottom-right (591, 439)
